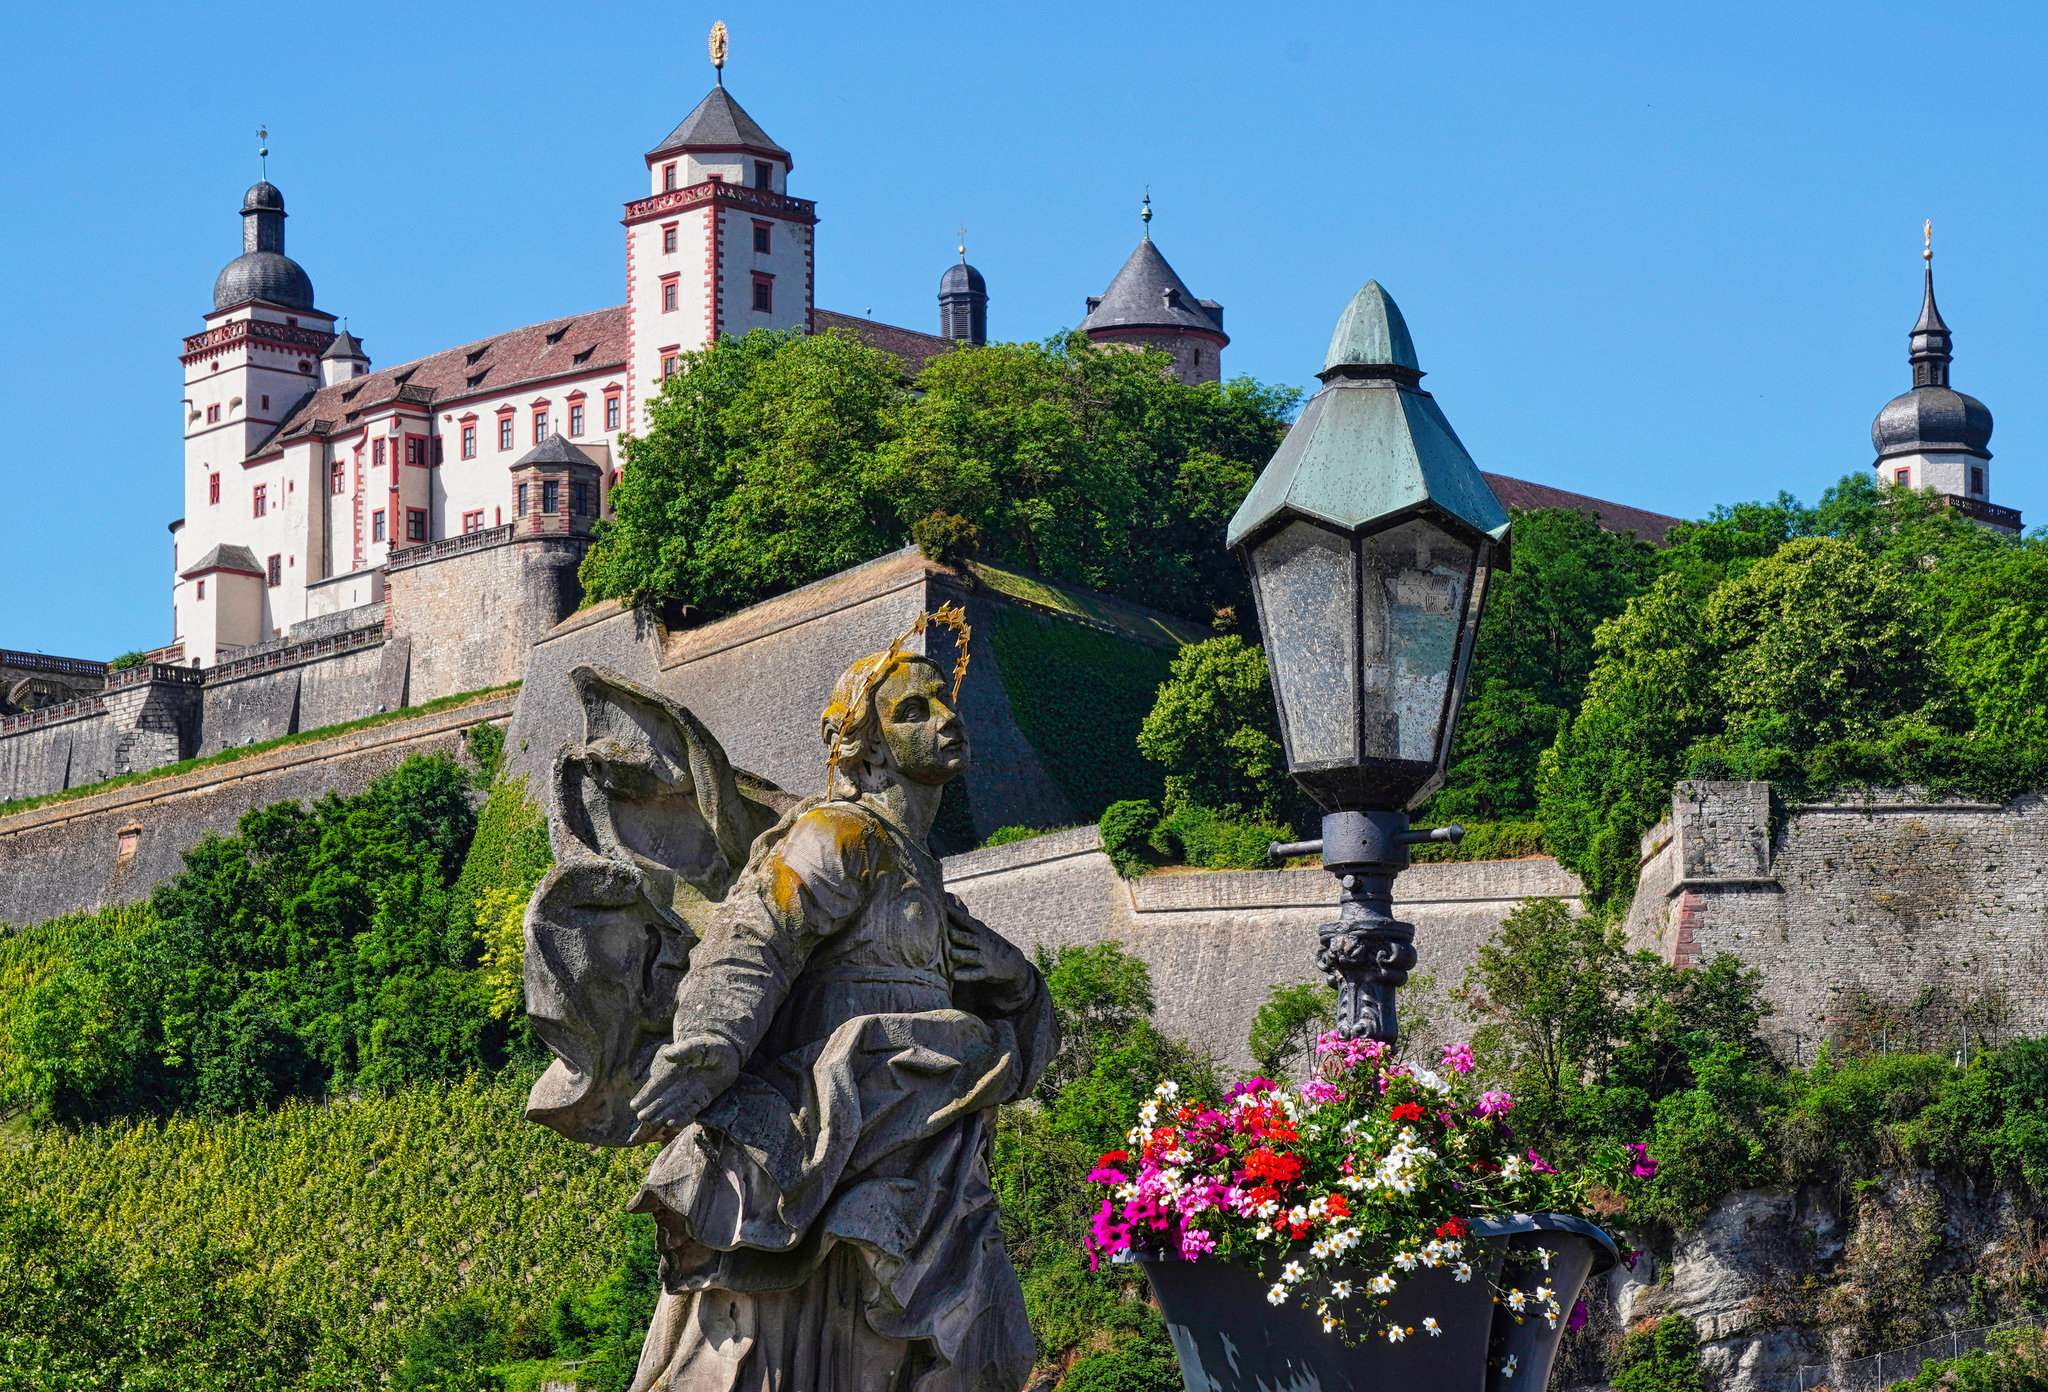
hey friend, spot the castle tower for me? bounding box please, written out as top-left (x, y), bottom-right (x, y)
top-left (177, 175), bottom-right (338, 663)
top-left (1870, 232), bottom-right (2016, 532)
top-left (624, 34), bottom-right (816, 428)
top-left (320, 326), bottom-right (369, 386)
top-left (1078, 195), bottom-right (1226, 385)
top-left (939, 232), bottom-right (987, 345)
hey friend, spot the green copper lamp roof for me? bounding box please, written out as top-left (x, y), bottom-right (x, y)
top-left (1227, 281), bottom-right (1509, 551)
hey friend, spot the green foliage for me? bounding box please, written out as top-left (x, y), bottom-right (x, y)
top-left (1056, 1329), bottom-right (1185, 1392)
top-left (1612, 1313), bottom-right (1706, 1392)
top-left (0, 1069), bottom-right (648, 1384)
top-left (1427, 507), bottom-right (1659, 822)
top-left (465, 722), bottom-right (507, 784)
top-left (107, 650), bottom-right (149, 671)
top-left (1247, 979), bottom-right (1337, 1078)
top-left (1148, 802), bottom-right (1294, 871)
top-left (1536, 478), bottom-right (2048, 907)
top-left (1098, 799), bottom-right (1156, 877)
top-left (992, 943), bottom-right (1217, 1378)
top-left (1138, 635), bottom-right (1303, 824)
top-left (979, 824), bottom-right (1078, 849)
top-left (4, 755), bottom-right (518, 1123)
top-left (580, 327), bottom-right (1298, 627)
top-left (1889, 1328), bottom-right (2048, 1392)
top-left (989, 607), bottom-right (1174, 822)
top-left (1408, 819), bottom-right (1547, 863)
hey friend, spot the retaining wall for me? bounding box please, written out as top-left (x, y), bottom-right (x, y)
top-left (1624, 781), bottom-right (2048, 1058)
top-left (0, 692), bottom-right (514, 928)
top-left (943, 827), bottom-right (1586, 1071)
top-left (386, 530), bottom-right (586, 707)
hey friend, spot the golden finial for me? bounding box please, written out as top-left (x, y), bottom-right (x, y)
top-left (1924, 219), bottom-right (1933, 263)
top-left (257, 126), bottom-right (269, 180)
top-left (958, 222), bottom-right (967, 262)
top-left (709, 21), bottom-right (728, 83)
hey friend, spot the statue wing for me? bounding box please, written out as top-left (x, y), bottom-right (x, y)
top-left (522, 664), bottom-right (797, 1146)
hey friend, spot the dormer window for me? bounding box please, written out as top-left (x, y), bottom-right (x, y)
top-left (466, 345), bottom-right (490, 365)
top-left (546, 327), bottom-right (567, 345)
top-left (754, 161), bottom-right (772, 190)
top-left (663, 162), bottom-right (677, 191)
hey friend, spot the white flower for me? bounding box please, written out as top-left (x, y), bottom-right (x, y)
top-left (1538, 1246), bottom-right (1553, 1270)
top-left (1268, 1283), bottom-right (1288, 1305)
top-left (1503, 1355), bottom-right (1520, 1379)
top-left (1370, 1273), bottom-right (1397, 1295)
top-left (1394, 1251), bottom-right (1418, 1271)
top-left (1324, 1316), bottom-right (1338, 1332)
top-left (1288, 1206), bottom-right (1310, 1226)
top-left (1388, 1326), bottom-right (1410, 1343)
top-left (1409, 1065), bottom-right (1451, 1095)
top-left (1536, 1287), bottom-right (1554, 1302)
top-left (1501, 1154), bottom-right (1525, 1180)
top-left (1454, 1262), bottom-right (1473, 1283)
top-left (1424, 1317), bottom-right (1442, 1336)
top-left (1506, 1289), bottom-right (1527, 1312)
top-left (1331, 1280), bottom-right (1353, 1299)
top-left (1282, 1261), bottom-right (1305, 1283)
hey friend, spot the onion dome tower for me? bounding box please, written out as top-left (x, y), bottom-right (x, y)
top-left (1078, 193), bottom-right (1227, 384)
top-left (213, 180), bottom-right (316, 313)
top-left (1869, 227), bottom-right (2013, 531)
top-left (939, 229), bottom-right (987, 345)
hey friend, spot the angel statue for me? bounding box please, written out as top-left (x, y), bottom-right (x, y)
top-left (520, 614), bottom-right (1056, 1392)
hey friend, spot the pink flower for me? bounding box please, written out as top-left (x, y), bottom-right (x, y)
top-left (1476, 1090), bottom-right (1513, 1117)
top-left (1628, 1143), bottom-right (1658, 1179)
top-left (1527, 1150), bottom-right (1558, 1174)
top-left (1180, 1227), bottom-right (1216, 1259)
top-left (1086, 1162), bottom-right (1128, 1185)
top-left (1441, 1041), bottom-right (1476, 1075)
top-left (1301, 1079), bottom-right (1345, 1104)
top-left (1568, 1301), bottom-right (1589, 1332)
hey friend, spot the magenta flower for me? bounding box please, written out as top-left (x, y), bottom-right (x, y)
top-left (1628, 1143), bottom-right (1658, 1179)
top-left (1225, 1077), bottom-right (1281, 1103)
top-left (1441, 1041), bottom-right (1477, 1075)
top-left (1180, 1227), bottom-right (1216, 1260)
top-left (1568, 1301), bottom-right (1589, 1332)
top-left (1527, 1150), bottom-right (1558, 1174)
top-left (1476, 1090), bottom-right (1513, 1117)
top-left (1301, 1079), bottom-right (1345, 1104)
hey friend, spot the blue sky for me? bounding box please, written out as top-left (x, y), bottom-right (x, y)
top-left (4, 1), bottom-right (2045, 658)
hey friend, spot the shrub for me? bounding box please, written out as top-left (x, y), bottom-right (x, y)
top-left (1148, 803), bottom-right (1294, 871)
top-left (1612, 1314), bottom-right (1705, 1392)
top-left (1246, 979), bottom-right (1337, 1078)
top-left (1098, 799), bottom-right (1157, 878)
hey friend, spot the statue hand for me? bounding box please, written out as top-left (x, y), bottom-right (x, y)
top-left (947, 916), bottom-right (1029, 988)
top-left (630, 1033), bottom-right (741, 1133)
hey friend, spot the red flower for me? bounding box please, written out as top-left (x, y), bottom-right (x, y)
top-left (1391, 1102), bottom-right (1427, 1122)
top-left (1097, 1150), bottom-right (1129, 1168)
top-left (1435, 1216), bottom-right (1468, 1239)
top-left (1245, 1147), bottom-right (1302, 1189)
top-left (1324, 1193), bottom-right (1351, 1219)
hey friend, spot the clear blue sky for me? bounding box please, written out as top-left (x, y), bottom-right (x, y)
top-left (4, 2), bottom-right (2044, 658)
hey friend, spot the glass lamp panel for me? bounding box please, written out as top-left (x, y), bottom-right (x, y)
top-left (1356, 519), bottom-right (1475, 764)
top-left (1249, 520), bottom-right (1358, 768)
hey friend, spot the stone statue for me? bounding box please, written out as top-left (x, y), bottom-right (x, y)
top-left (521, 634), bottom-right (1056, 1392)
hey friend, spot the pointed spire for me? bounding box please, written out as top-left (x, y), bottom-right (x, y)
top-left (1909, 223), bottom-right (1952, 388)
top-left (1140, 190), bottom-right (1152, 241)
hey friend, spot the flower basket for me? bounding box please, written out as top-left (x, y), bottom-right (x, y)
top-left (1131, 1213), bottom-right (1616, 1392)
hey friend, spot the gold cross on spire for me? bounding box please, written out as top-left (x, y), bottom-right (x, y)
top-left (1924, 219), bottom-right (1933, 264)
top-left (710, 21), bottom-right (728, 84)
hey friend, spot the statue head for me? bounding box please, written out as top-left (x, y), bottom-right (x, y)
top-left (821, 651), bottom-right (971, 793)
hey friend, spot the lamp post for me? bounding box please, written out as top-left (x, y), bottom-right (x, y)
top-left (1228, 282), bottom-right (1509, 1044)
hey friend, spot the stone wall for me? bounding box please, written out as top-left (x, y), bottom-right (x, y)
top-left (0, 692), bottom-right (513, 928)
top-left (1625, 781), bottom-right (2048, 1059)
top-left (0, 665), bottom-right (205, 804)
top-left (943, 827), bottom-right (1585, 1071)
top-left (386, 530), bottom-right (586, 707)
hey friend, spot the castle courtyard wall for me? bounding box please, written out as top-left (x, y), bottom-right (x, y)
top-left (386, 530), bottom-right (587, 708)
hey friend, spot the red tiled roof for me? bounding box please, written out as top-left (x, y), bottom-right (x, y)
top-left (812, 310), bottom-right (958, 376)
top-left (254, 305), bottom-right (629, 459)
top-left (1482, 472), bottom-right (1682, 546)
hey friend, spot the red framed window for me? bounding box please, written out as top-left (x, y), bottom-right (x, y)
top-left (533, 410), bottom-right (550, 443)
top-left (569, 403), bottom-right (585, 436)
top-left (499, 418), bottom-right (514, 450)
top-left (373, 438), bottom-right (386, 468)
top-left (662, 223), bottom-right (678, 253)
top-left (209, 473), bottom-right (221, 505)
top-left (752, 220), bottom-right (771, 253)
top-left (372, 509), bottom-right (386, 541)
top-left (461, 425), bottom-right (476, 458)
top-left (1895, 467), bottom-right (1911, 486)
top-left (252, 484), bottom-right (267, 518)
top-left (329, 461), bottom-right (344, 495)
top-left (662, 162), bottom-right (677, 191)
top-left (605, 395), bottom-right (621, 430)
top-left (751, 273), bottom-right (773, 313)
top-left (197, 579), bottom-right (205, 599)
top-left (662, 354), bottom-right (678, 379)
top-left (661, 275), bottom-right (679, 312)
top-left (462, 510), bottom-right (485, 534)
top-left (206, 403), bottom-right (221, 424)
top-left (266, 554), bottom-right (282, 587)
top-left (405, 436), bottom-right (425, 466)
top-left (406, 508), bottom-right (427, 542)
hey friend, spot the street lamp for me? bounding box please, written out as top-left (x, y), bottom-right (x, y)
top-left (1227, 281), bottom-right (1509, 1043)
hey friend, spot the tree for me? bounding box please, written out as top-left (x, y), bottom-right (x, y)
top-left (1941, 546), bottom-right (2048, 744)
top-left (579, 328), bottom-right (1298, 626)
top-left (1136, 636), bottom-right (1302, 823)
top-left (1247, 980), bottom-right (1337, 1079)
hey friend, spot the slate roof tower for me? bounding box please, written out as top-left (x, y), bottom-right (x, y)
top-left (939, 233), bottom-right (987, 346)
top-left (1869, 230), bottom-right (2016, 533)
top-left (1078, 194), bottom-right (1226, 384)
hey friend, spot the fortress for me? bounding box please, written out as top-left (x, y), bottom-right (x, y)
top-left (1, 59), bottom-right (2032, 1074)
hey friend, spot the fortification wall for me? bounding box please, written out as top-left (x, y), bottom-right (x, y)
top-left (387, 531), bottom-right (586, 707)
top-left (944, 828), bottom-right (1585, 1071)
top-left (0, 693), bottom-right (514, 928)
top-left (1624, 781), bottom-right (2048, 1059)
top-left (501, 600), bottom-right (667, 814)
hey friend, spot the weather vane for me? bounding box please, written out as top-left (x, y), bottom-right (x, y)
top-left (258, 126), bottom-right (269, 180)
top-left (1924, 219), bottom-right (1933, 264)
top-left (710, 21), bottom-right (728, 84)
top-left (1140, 188), bottom-right (1152, 237)
top-left (958, 222), bottom-right (967, 262)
